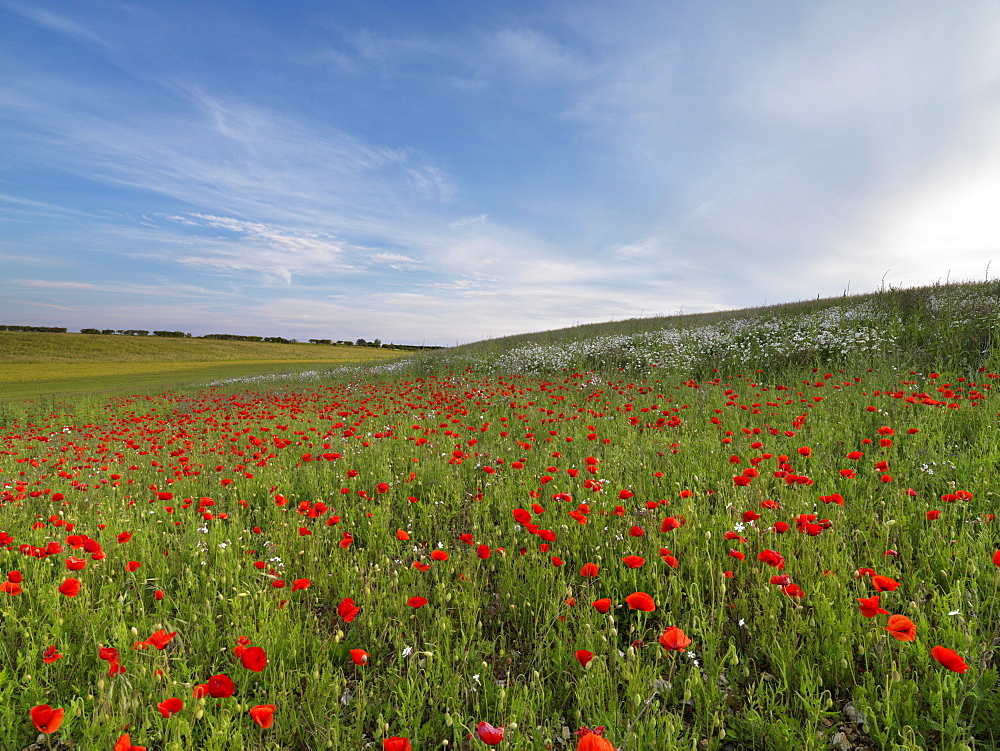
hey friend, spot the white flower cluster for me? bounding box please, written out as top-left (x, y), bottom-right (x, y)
top-left (490, 302), bottom-right (897, 374)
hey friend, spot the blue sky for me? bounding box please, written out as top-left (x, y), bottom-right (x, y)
top-left (2, 1), bottom-right (999, 345)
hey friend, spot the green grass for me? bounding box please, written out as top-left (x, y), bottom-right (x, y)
top-left (0, 361), bottom-right (380, 402)
top-left (1, 280), bottom-right (999, 750)
top-left (0, 332), bottom-right (406, 401)
top-left (0, 331), bottom-right (404, 364)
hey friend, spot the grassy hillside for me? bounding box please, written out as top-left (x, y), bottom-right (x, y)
top-left (399, 280), bottom-right (1000, 379)
top-left (0, 331), bottom-right (403, 364)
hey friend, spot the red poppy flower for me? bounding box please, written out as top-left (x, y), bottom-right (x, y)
top-left (757, 550), bottom-right (785, 569)
top-left (580, 562), bottom-right (599, 577)
top-left (65, 556), bottom-right (86, 571)
top-left (407, 596), bottom-right (428, 609)
top-left (660, 516), bottom-right (680, 532)
top-left (383, 739), bottom-right (411, 751)
top-left (781, 582), bottom-right (805, 598)
top-left (117, 531), bottom-right (132, 544)
top-left (658, 626), bottom-right (692, 652)
top-left (42, 645), bottom-right (62, 663)
top-left (338, 598), bottom-right (360, 623)
top-left (577, 728), bottom-right (616, 751)
top-left (207, 674), bottom-right (235, 698)
top-left (872, 575), bottom-right (900, 592)
top-left (241, 646), bottom-right (268, 672)
top-left (350, 649), bottom-right (369, 665)
top-left (993, 550), bottom-right (1000, 568)
top-left (476, 721), bottom-right (505, 745)
top-left (591, 598), bottom-right (611, 614)
top-left (430, 550), bottom-right (449, 561)
top-left (857, 595), bottom-right (889, 618)
top-left (113, 733), bottom-right (145, 751)
top-left (249, 704), bottom-right (276, 729)
top-left (126, 560), bottom-right (141, 572)
top-left (622, 555), bottom-right (645, 568)
top-left (930, 645), bottom-right (969, 673)
top-left (157, 697), bottom-right (183, 718)
top-left (30, 705), bottom-right (64, 734)
top-left (927, 510), bottom-right (941, 520)
top-left (58, 577), bottom-right (81, 597)
top-left (292, 578), bottom-right (311, 591)
top-left (575, 649), bottom-right (594, 667)
top-left (625, 592), bottom-right (655, 611)
top-left (477, 544), bottom-right (491, 559)
top-left (885, 614), bottom-right (917, 642)
top-left (512, 508), bottom-right (532, 524)
top-left (142, 629), bottom-right (177, 650)
top-left (192, 684), bottom-right (209, 698)
top-left (0, 581), bottom-right (22, 595)
top-left (396, 529), bottom-right (410, 541)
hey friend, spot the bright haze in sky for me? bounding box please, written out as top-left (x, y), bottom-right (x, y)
top-left (2, 1), bottom-right (999, 345)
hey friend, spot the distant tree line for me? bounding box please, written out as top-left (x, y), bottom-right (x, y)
top-left (0, 325), bottom-right (68, 333)
top-left (2, 325), bottom-right (445, 349)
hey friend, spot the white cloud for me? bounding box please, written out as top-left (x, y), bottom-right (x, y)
top-left (491, 28), bottom-right (587, 85)
top-left (3, 3), bottom-right (108, 48)
top-left (610, 237), bottom-right (662, 261)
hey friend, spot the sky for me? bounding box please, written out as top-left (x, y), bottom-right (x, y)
top-left (2, 1), bottom-right (1000, 346)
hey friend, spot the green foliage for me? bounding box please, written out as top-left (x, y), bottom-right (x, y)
top-left (401, 280), bottom-right (1000, 380)
top-left (1, 280), bottom-right (999, 749)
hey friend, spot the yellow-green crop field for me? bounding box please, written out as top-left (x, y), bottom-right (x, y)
top-left (0, 332), bottom-right (405, 401)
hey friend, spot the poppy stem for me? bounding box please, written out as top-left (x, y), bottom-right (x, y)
top-left (961, 571), bottom-right (1000, 732)
top-left (616, 686), bottom-right (660, 751)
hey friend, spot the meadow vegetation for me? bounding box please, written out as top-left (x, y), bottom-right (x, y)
top-left (2, 281), bottom-right (999, 750)
top-left (0, 333), bottom-right (404, 402)
top-left (0, 331), bottom-right (406, 364)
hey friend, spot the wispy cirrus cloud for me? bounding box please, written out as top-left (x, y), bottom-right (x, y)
top-left (1, 2), bottom-right (108, 47)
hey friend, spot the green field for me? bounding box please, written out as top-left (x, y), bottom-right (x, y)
top-left (2, 283), bottom-right (1000, 750)
top-left (0, 332), bottom-right (405, 401)
top-left (0, 330), bottom-right (406, 364)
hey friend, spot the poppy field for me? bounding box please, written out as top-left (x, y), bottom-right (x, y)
top-left (3, 286), bottom-right (1000, 750)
